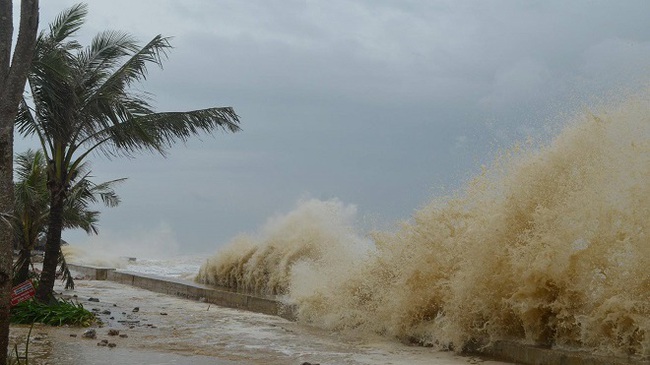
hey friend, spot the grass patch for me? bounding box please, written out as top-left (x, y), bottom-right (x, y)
top-left (11, 299), bottom-right (96, 327)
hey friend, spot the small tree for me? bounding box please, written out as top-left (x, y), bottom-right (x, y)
top-left (17, 4), bottom-right (241, 302)
top-left (12, 149), bottom-right (124, 287)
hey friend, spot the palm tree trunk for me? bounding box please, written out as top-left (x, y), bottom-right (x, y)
top-left (0, 1), bottom-right (40, 362)
top-left (35, 189), bottom-right (65, 303)
top-left (0, 123), bottom-right (14, 365)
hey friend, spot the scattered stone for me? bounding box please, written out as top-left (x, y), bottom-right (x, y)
top-left (301, 362), bottom-right (320, 365)
top-left (82, 329), bottom-right (97, 339)
top-left (119, 334), bottom-right (128, 338)
top-left (108, 343), bottom-right (117, 348)
top-left (88, 297), bottom-right (100, 302)
top-left (97, 342), bottom-right (107, 347)
top-left (91, 308), bottom-right (100, 312)
top-left (151, 325), bottom-right (157, 329)
top-left (132, 307), bottom-right (139, 313)
top-left (69, 334), bottom-right (77, 337)
top-left (109, 317), bottom-right (114, 320)
top-left (121, 312), bottom-right (126, 315)
top-left (117, 320), bottom-right (140, 324)
top-left (160, 312), bottom-right (168, 316)
top-left (113, 304), bottom-right (117, 307)
top-left (72, 294), bottom-right (77, 298)
top-left (108, 329), bottom-right (120, 336)
top-left (102, 310), bottom-right (111, 315)
top-left (129, 326), bottom-right (135, 329)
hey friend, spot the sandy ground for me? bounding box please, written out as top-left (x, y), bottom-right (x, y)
top-left (9, 279), bottom-right (513, 365)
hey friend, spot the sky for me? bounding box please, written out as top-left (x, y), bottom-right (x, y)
top-left (13, 0), bottom-right (650, 257)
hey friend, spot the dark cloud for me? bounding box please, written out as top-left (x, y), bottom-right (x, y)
top-left (19, 0), bottom-right (650, 254)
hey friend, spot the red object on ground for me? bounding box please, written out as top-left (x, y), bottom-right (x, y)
top-left (11, 280), bottom-right (35, 306)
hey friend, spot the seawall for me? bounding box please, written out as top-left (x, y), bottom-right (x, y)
top-left (66, 263), bottom-right (648, 365)
top-left (67, 263), bottom-right (296, 320)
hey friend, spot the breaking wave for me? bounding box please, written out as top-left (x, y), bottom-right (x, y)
top-left (198, 95), bottom-right (650, 357)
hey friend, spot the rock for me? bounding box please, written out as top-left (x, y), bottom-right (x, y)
top-left (117, 320), bottom-right (140, 325)
top-left (132, 307), bottom-right (139, 313)
top-left (160, 312), bottom-right (168, 316)
top-left (109, 317), bottom-right (115, 320)
top-left (101, 310), bottom-right (111, 315)
top-left (88, 297), bottom-right (100, 302)
top-left (113, 304), bottom-right (117, 307)
top-left (108, 343), bottom-right (116, 348)
top-left (119, 334), bottom-right (128, 338)
top-left (69, 334), bottom-right (77, 337)
top-left (108, 329), bottom-right (120, 336)
top-left (97, 342), bottom-right (107, 347)
top-left (91, 308), bottom-right (100, 312)
top-left (301, 363), bottom-right (320, 365)
top-left (82, 329), bottom-right (97, 339)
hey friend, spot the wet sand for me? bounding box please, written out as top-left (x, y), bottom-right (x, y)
top-left (10, 280), bottom-right (512, 365)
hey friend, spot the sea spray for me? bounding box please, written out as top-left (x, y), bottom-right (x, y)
top-left (61, 245), bottom-right (128, 269)
top-left (196, 199), bottom-right (371, 294)
top-left (198, 95), bottom-right (650, 357)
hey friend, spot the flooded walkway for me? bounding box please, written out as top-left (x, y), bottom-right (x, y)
top-left (10, 280), bottom-right (511, 365)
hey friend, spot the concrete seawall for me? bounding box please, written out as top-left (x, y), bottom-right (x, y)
top-left (67, 264), bottom-right (296, 320)
top-left (67, 263), bottom-right (648, 365)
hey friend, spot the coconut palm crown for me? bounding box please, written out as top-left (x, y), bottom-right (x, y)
top-left (15, 4), bottom-right (242, 301)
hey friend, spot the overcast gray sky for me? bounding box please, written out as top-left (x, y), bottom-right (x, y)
top-left (17, 0), bottom-right (650, 257)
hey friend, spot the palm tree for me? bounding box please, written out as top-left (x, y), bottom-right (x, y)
top-left (12, 149), bottom-right (124, 288)
top-left (16, 4), bottom-right (242, 302)
top-left (12, 149), bottom-right (48, 285)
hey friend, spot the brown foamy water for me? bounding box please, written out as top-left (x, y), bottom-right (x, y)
top-left (198, 94), bottom-right (650, 358)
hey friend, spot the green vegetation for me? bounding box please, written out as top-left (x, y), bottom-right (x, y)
top-left (10, 299), bottom-right (95, 327)
top-left (16, 3), bottom-right (241, 302)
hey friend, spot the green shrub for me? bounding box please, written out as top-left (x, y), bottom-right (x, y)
top-left (10, 299), bottom-right (96, 327)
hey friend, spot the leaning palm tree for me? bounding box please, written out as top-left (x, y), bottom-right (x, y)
top-left (12, 149), bottom-right (124, 288)
top-left (16, 4), bottom-right (241, 302)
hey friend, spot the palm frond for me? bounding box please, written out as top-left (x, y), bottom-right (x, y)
top-left (15, 99), bottom-right (38, 137)
top-left (81, 34), bottom-right (171, 118)
top-left (48, 3), bottom-right (87, 44)
top-left (83, 106), bottom-right (241, 158)
top-left (76, 30), bottom-right (138, 87)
